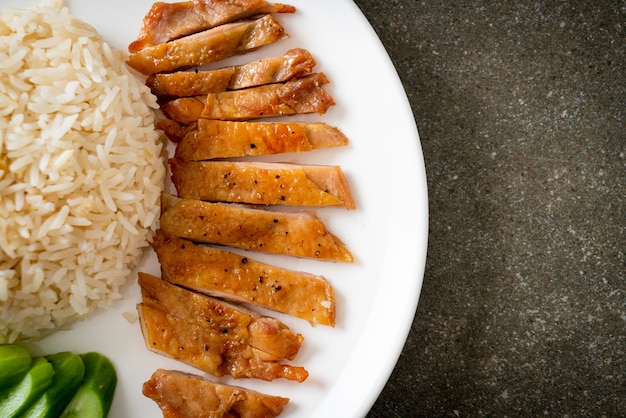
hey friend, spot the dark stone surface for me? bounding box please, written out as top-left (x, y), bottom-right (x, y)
top-left (353, 1), bottom-right (625, 417)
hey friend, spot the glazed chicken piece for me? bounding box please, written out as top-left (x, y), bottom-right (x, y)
top-left (162, 73), bottom-right (334, 122)
top-left (170, 159), bottom-right (356, 209)
top-left (129, 0), bottom-right (295, 52)
top-left (156, 118), bottom-right (198, 143)
top-left (148, 48), bottom-right (316, 97)
top-left (138, 272), bottom-right (303, 360)
top-left (174, 119), bottom-right (349, 159)
top-left (138, 304), bottom-right (308, 382)
top-left (152, 235), bottom-right (336, 326)
top-left (143, 369), bottom-right (289, 418)
top-left (127, 15), bottom-right (287, 75)
top-left (159, 194), bottom-right (354, 262)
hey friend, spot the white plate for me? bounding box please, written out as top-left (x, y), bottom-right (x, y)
top-left (1, 0), bottom-right (428, 416)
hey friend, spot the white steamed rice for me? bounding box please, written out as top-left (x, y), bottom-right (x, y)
top-left (0, 3), bottom-right (165, 342)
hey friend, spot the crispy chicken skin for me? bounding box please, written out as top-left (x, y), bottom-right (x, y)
top-left (148, 48), bottom-right (316, 97)
top-left (138, 304), bottom-right (309, 381)
top-left (129, 0), bottom-right (295, 53)
top-left (162, 73), bottom-right (334, 122)
top-left (152, 235), bottom-right (336, 326)
top-left (143, 369), bottom-right (289, 418)
top-left (138, 272), bottom-right (304, 360)
top-left (173, 119), bottom-right (349, 159)
top-left (159, 194), bottom-right (354, 262)
top-left (170, 159), bottom-right (356, 209)
top-left (127, 15), bottom-right (287, 75)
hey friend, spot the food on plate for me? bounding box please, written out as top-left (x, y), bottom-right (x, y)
top-left (170, 159), bottom-right (356, 209)
top-left (0, 347), bottom-right (116, 418)
top-left (22, 351), bottom-right (84, 418)
top-left (173, 119), bottom-right (349, 159)
top-left (129, 0), bottom-right (295, 53)
top-left (138, 272), bottom-right (304, 360)
top-left (0, 357), bottom-right (53, 417)
top-left (0, 3), bottom-right (165, 343)
top-left (0, 345), bottom-right (32, 392)
top-left (147, 48), bottom-right (316, 97)
top-left (152, 235), bottom-right (336, 326)
top-left (159, 194), bottom-right (354, 262)
top-left (143, 369), bottom-right (289, 418)
top-left (156, 118), bottom-right (198, 143)
top-left (137, 303), bottom-right (309, 382)
top-left (163, 73), bottom-right (334, 122)
top-left (127, 14), bottom-right (288, 75)
top-left (60, 352), bottom-right (117, 418)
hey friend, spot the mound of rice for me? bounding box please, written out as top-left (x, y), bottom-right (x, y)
top-left (0, 3), bottom-right (165, 342)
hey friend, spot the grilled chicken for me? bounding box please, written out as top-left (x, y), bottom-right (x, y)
top-left (159, 194), bottom-right (354, 262)
top-left (129, 0), bottom-right (295, 53)
top-left (162, 73), bottom-right (334, 122)
top-left (143, 369), bottom-right (289, 418)
top-left (156, 118), bottom-right (198, 143)
top-left (148, 48), bottom-right (316, 97)
top-left (152, 235), bottom-right (336, 326)
top-left (138, 303), bottom-right (309, 382)
top-left (170, 159), bottom-right (356, 209)
top-left (174, 119), bottom-right (349, 159)
top-left (127, 15), bottom-right (287, 75)
top-left (138, 272), bottom-right (303, 360)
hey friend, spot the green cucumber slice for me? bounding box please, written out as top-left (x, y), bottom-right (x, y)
top-left (22, 351), bottom-right (85, 418)
top-left (0, 357), bottom-right (54, 418)
top-left (0, 344), bottom-right (32, 393)
top-left (60, 352), bottom-right (117, 418)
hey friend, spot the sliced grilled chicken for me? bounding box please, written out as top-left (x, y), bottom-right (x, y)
top-left (143, 369), bottom-right (289, 418)
top-left (162, 73), bottom-right (334, 122)
top-left (155, 118), bottom-right (198, 143)
top-left (129, 0), bottom-right (295, 52)
top-left (138, 272), bottom-right (304, 360)
top-left (138, 303), bottom-right (309, 381)
top-left (127, 15), bottom-right (287, 75)
top-left (170, 159), bottom-right (356, 209)
top-left (174, 119), bottom-right (349, 159)
top-left (148, 48), bottom-right (316, 97)
top-left (152, 235), bottom-right (336, 326)
top-left (159, 194), bottom-right (354, 262)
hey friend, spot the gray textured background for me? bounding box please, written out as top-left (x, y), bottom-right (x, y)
top-left (352, 1), bottom-right (625, 416)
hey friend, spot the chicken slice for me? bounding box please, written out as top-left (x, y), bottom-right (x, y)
top-left (174, 119), bottom-right (349, 159)
top-left (129, 0), bottom-right (295, 52)
top-left (148, 48), bottom-right (316, 97)
top-left (127, 15), bottom-right (287, 75)
top-left (170, 159), bottom-right (356, 209)
top-left (159, 194), bottom-right (354, 262)
top-left (143, 369), bottom-right (289, 418)
top-left (138, 304), bottom-right (308, 382)
top-left (152, 235), bottom-right (336, 326)
top-left (156, 118), bottom-right (198, 143)
top-left (138, 272), bottom-right (303, 360)
top-left (162, 73), bottom-right (334, 122)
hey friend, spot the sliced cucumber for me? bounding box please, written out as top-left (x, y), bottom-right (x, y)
top-left (60, 352), bottom-right (117, 418)
top-left (0, 357), bottom-right (54, 418)
top-left (21, 351), bottom-right (85, 418)
top-left (0, 344), bottom-right (32, 393)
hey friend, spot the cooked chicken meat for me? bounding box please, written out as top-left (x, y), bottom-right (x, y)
top-left (170, 159), bottom-right (356, 209)
top-left (148, 48), bottom-right (316, 97)
top-left (129, 0), bottom-right (295, 52)
top-left (152, 235), bottom-right (336, 326)
top-left (162, 73), bottom-right (334, 121)
top-left (139, 272), bottom-right (304, 360)
top-left (127, 15), bottom-right (287, 75)
top-left (159, 194), bottom-right (354, 262)
top-left (143, 369), bottom-right (289, 418)
top-left (138, 304), bottom-right (308, 381)
top-left (173, 119), bottom-right (349, 159)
